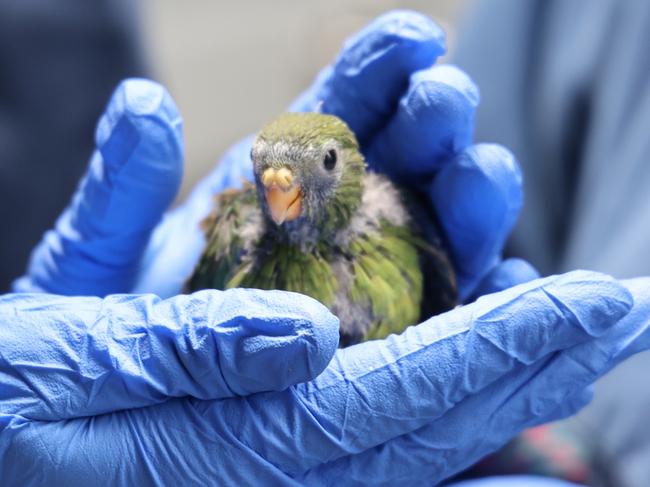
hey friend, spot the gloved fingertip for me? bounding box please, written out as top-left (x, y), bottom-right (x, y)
top-left (471, 258), bottom-right (540, 299)
top-left (620, 276), bottom-right (650, 315)
top-left (194, 289), bottom-right (339, 396)
top-left (432, 144), bottom-right (523, 299)
top-left (339, 9), bottom-right (447, 83)
top-left (95, 78), bottom-right (183, 187)
top-left (415, 64), bottom-right (480, 109)
top-left (459, 143), bottom-right (522, 183)
top-left (470, 271), bottom-right (633, 366)
top-left (580, 276), bottom-right (650, 363)
top-left (232, 289), bottom-right (340, 379)
top-left (547, 270), bottom-right (634, 334)
top-left (353, 9), bottom-right (446, 56)
top-left (367, 64), bottom-right (479, 180)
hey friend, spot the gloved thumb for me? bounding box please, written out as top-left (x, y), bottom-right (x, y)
top-left (13, 78), bottom-right (183, 296)
top-left (470, 258), bottom-right (541, 299)
top-left (0, 288), bottom-right (339, 421)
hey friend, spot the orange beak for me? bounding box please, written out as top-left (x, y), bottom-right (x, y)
top-left (261, 167), bottom-right (302, 224)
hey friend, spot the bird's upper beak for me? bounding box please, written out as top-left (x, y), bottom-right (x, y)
top-left (261, 167), bottom-right (302, 225)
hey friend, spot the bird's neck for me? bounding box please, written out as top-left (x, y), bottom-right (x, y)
top-left (267, 216), bottom-right (337, 252)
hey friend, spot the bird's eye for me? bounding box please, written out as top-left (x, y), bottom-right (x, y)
top-left (323, 149), bottom-right (337, 170)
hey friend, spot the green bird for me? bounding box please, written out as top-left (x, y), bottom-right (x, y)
top-left (187, 112), bottom-right (457, 346)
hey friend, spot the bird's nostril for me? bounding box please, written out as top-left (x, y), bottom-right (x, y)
top-left (262, 166), bottom-right (295, 191)
top-left (276, 167), bottom-right (293, 190)
top-left (261, 168), bottom-right (276, 188)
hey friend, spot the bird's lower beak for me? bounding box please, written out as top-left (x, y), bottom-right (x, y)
top-left (262, 167), bottom-right (303, 224)
top-left (265, 186), bottom-right (302, 224)
top-left (266, 186), bottom-right (302, 225)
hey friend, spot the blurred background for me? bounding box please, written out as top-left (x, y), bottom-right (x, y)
top-left (142, 0), bottom-right (466, 198)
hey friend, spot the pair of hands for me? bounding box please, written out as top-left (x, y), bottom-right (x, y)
top-left (3, 11), bottom-right (650, 486)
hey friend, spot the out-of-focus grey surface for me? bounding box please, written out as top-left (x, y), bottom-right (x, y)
top-left (141, 1), bottom-right (466, 199)
top-left (0, 0), bottom-right (147, 291)
top-left (454, 1), bottom-right (650, 485)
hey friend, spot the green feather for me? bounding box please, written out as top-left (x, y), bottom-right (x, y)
top-left (187, 186), bottom-right (258, 291)
top-left (229, 239), bottom-right (337, 306)
top-left (257, 112), bottom-right (359, 150)
top-left (348, 223), bottom-right (423, 340)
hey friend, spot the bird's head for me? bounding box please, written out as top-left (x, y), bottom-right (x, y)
top-left (251, 112), bottom-right (365, 238)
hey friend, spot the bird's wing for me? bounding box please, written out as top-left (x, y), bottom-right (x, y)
top-left (400, 187), bottom-right (458, 321)
top-left (337, 172), bottom-right (456, 344)
top-left (186, 183), bottom-right (261, 291)
top-left (342, 221), bottom-right (424, 343)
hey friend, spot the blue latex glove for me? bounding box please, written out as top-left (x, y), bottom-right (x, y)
top-left (14, 10), bottom-right (536, 301)
top-left (1, 272), bottom-right (644, 485)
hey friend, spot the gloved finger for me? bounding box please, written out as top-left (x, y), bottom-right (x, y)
top-left (516, 278), bottom-right (650, 395)
top-left (13, 78), bottom-right (183, 297)
top-left (470, 258), bottom-right (541, 300)
top-left (132, 135), bottom-right (256, 297)
top-left (604, 277), bottom-right (650, 361)
top-left (290, 10), bottom-right (446, 144)
top-left (449, 477), bottom-right (584, 487)
top-left (366, 64), bottom-right (478, 180)
top-left (431, 144), bottom-right (524, 300)
top-left (194, 271), bottom-right (631, 475)
top-left (0, 396), bottom-right (304, 486)
top-left (0, 289), bottom-right (339, 421)
top-left (302, 388), bottom-right (592, 486)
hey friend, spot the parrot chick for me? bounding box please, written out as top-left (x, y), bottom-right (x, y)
top-left (187, 112), bottom-right (456, 346)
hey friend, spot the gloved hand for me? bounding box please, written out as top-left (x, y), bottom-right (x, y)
top-left (14, 10), bottom-right (537, 301)
top-left (2, 271), bottom-right (645, 486)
